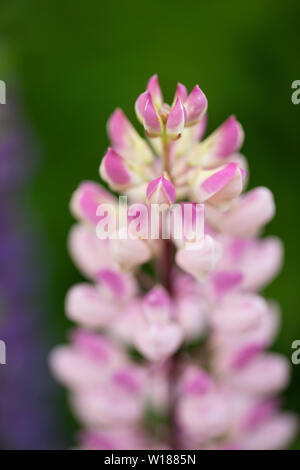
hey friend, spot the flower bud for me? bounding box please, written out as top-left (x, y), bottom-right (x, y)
top-left (176, 235), bottom-right (222, 280)
top-left (134, 322), bottom-right (183, 362)
top-left (189, 115), bottom-right (244, 166)
top-left (146, 174), bottom-right (176, 209)
top-left (108, 108), bottom-right (153, 163)
top-left (211, 115), bottom-right (244, 158)
top-left (222, 187), bottom-right (275, 237)
top-left (245, 414), bottom-right (298, 451)
top-left (166, 96), bottom-right (186, 139)
top-left (135, 91), bottom-right (149, 123)
top-left (50, 330), bottom-right (124, 389)
top-left (97, 268), bottom-right (137, 300)
top-left (212, 294), bottom-right (268, 333)
top-left (174, 82), bottom-right (188, 103)
top-left (70, 181), bottom-right (116, 225)
top-left (190, 162), bottom-right (245, 207)
top-left (100, 148), bottom-right (134, 190)
top-left (185, 85), bottom-right (208, 126)
top-left (143, 285), bottom-right (172, 324)
top-left (175, 293), bottom-right (208, 340)
top-left (68, 224), bottom-right (117, 279)
top-left (147, 74), bottom-right (163, 109)
top-left (226, 237), bottom-right (283, 291)
top-left (143, 93), bottom-right (163, 137)
top-left (229, 353), bottom-right (290, 396)
top-left (177, 386), bottom-right (229, 441)
top-left (211, 270), bottom-right (243, 299)
top-left (110, 229), bottom-right (152, 268)
top-left (65, 283), bottom-right (118, 328)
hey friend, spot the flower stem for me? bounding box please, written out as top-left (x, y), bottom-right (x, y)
top-left (169, 353), bottom-right (181, 449)
top-left (162, 238), bottom-right (180, 448)
top-left (162, 138), bottom-right (171, 175)
top-left (160, 137), bottom-right (180, 448)
top-left (162, 238), bottom-right (173, 294)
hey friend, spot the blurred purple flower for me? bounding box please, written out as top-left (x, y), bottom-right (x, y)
top-left (0, 100), bottom-right (62, 449)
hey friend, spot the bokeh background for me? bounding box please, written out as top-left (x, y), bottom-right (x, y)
top-left (0, 0), bottom-right (299, 449)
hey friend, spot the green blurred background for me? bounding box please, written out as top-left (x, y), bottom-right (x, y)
top-left (0, 0), bottom-right (299, 448)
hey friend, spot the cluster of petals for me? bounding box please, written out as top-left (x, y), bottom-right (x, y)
top-left (51, 75), bottom-right (297, 450)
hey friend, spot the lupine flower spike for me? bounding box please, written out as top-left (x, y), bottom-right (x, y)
top-left (51, 75), bottom-right (297, 450)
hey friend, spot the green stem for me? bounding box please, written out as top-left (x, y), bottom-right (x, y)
top-left (162, 138), bottom-right (171, 175)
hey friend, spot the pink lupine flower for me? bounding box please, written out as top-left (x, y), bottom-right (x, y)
top-left (226, 353), bottom-right (290, 396)
top-left (109, 230), bottom-right (153, 268)
top-left (176, 235), bottom-right (222, 280)
top-left (188, 115), bottom-right (244, 167)
top-left (189, 161), bottom-right (245, 206)
top-left (171, 202), bottom-right (205, 246)
top-left (174, 290), bottom-right (208, 341)
top-left (143, 94), bottom-right (164, 137)
top-left (65, 269), bottom-right (137, 328)
top-left (184, 85), bottom-right (208, 126)
top-left (68, 224), bottom-right (118, 279)
top-left (70, 181), bottom-right (117, 225)
top-left (237, 413), bottom-right (298, 450)
top-left (142, 285), bottom-right (172, 324)
top-left (66, 283), bottom-right (119, 328)
top-left (71, 382), bottom-right (143, 427)
top-left (133, 321), bottom-right (183, 362)
top-left (135, 74), bottom-right (206, 140)
top-left (147, 74), bottom-right (163, 109)
top-left (100, 147), bottom-right (136, 190)
top-left (146, 173), bottom-right (176, 209)
top-left (108, 108), bottom-right (153, 163)
top-left (206, 186), bottom-right (275, 236)
top-left (218, 236), bottom-right (284, 291)
top-left (177, 369), bottom-right (230, 442)
top-left (166, 96), bottom-right (186, 139)
top-left (51, 75), bottom-right (297, 450)
top-left (50, 330), bottom-right (126, 390)
top-left (133, 286), bottom-right (183, 361)
top-left (211, 293), bottom-right (268, 333)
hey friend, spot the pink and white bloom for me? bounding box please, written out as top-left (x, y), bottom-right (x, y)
top-left (133, 285), bottom-right (184, 361)
top-left (189, 162), bottom-right (245, 207)
top-left (65, 269), bottom-right (137, 329)
top-left (176, 235), bottom-right (222, 280)
top-left (146, 174), bottom-right (176, 209)
top-left (52, 75), bottom-right (297, 451)
top-left (166, 96), bottom-right (186, 139)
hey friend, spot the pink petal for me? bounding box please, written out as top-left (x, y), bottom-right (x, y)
top-left (202, 162), bottom-right (238, 195)
top-left (100, 148), bottom-right (131, 187)
top-left (68, 224), bottom-right (117, 279)
top-left (134, 322), bottom-right (183, 361)
top-left (143, 285), bottom-right (172, 323)
top-left (110, 235), bottom-right (152, 268)
top-left (176, 235), bottom-right (222, 279)
top-left (135, 91), bottom-right (149, 123)
top-left (146, 174), bottom-right (176, 207)
top-left (70, 181), bottom-right (116, 225)
top-left (147, 74), bottom-right (163, 108)
top-left (174, 82), bottom-right (188, 102)
top-left (201, 163), bottom-right (244, 206)
top-left (185, 85), bottom-right (208, 126)
top-left (65, 283), bottom-right (118, 328)
top-left (222, 187), bottom-right (275, 237)
top-left (166, 96), bottom-right (186, 139)
top-left (213, 115), bottom-right (244, 158)
top-left (97, 269), bottom-right (126, 298)
top-left (143, 93), bottom-right (163, 136)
